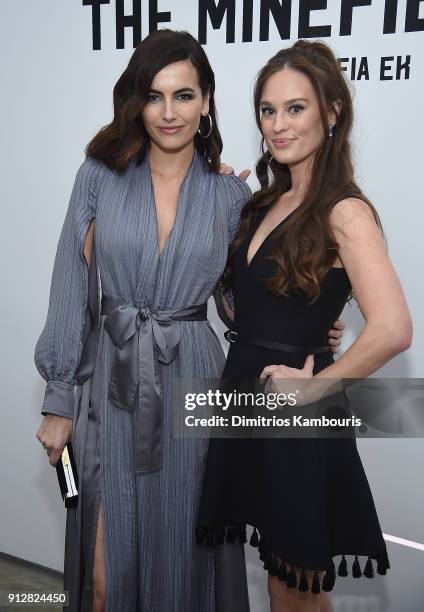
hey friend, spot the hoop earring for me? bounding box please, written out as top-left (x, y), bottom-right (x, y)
top-left (326, 122), bottom-right (335, 145)
top-left (198, 113), bottom-right (213, 139)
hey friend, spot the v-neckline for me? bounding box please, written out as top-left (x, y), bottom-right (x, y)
top-left (147, 149), bottom-right (197, 259)
top-left (246, 207), bottom-right (297, 268)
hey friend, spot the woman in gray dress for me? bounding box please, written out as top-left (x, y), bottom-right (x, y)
top-left (34, 30), bottom-right (343, 612)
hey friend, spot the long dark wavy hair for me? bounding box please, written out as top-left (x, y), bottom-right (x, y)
top-left (223, 39), bottom-right (382, 302)
top-left (85, 29), bottom-right (222, 173)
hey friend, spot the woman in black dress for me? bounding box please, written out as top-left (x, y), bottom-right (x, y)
top-left (196, 40), bottom-right (412, 611)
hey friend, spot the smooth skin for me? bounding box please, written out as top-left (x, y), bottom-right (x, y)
top-left (256, 68), bottom-right (412, 611)
top-left (35, 61), bottom-right (346, 612)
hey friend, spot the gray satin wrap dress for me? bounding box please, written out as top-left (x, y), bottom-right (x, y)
top-left (34, 149), bottom-right (252, 612)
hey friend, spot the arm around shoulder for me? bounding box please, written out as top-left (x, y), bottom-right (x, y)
top-left (222, 173), bottom-right (252, 242)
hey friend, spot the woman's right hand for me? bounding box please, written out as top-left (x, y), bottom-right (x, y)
top-left (36, 414), bottom-right (73, 467)
top-left (218, 163), bottom-right (251, 181)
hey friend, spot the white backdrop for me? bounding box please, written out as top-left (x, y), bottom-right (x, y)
top-left (1, 1), bottom-right (423, 610)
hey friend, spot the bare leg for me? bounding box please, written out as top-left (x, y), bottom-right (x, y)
top-left (268, 561), bottom-right (325, 612)
top-left (319, 591), bottom-right (334, 612)
top-left (92, 500), bottom-right (106, 612)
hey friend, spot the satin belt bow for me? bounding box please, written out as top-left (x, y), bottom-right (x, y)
top-left (101, 296), bottom-right (207, 473)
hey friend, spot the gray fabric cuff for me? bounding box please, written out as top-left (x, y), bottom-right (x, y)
top-left (41, 381), bottom-right (75, 419)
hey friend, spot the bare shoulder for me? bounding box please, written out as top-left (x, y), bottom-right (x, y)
top-left (330, 197), bottom-right (379, 238)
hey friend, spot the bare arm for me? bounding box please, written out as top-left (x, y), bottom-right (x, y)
top-left (314, 197), bottom-right (412, 380)
top-left (83, 219), bottom-right (95, 266)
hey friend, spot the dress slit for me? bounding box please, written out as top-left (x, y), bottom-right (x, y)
top-left (79, 380), bottom-right (103, 610)
top-left (87, 492), bottom-right (103, 612)
top-left (69, 312), bottom-right (105, 611)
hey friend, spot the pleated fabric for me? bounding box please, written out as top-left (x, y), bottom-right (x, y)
top-left (34, 149), bottom-right (252, 611)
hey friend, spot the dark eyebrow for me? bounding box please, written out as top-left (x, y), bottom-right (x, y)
top-left (149, 87), bottom-right (196, 95)
top-left (260, 97), bottom-right (309, 106)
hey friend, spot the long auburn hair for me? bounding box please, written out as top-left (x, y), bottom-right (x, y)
top-left (223, 39), bottom-right (382, 302)
top-left (85, 29), bottom-right (222, 173)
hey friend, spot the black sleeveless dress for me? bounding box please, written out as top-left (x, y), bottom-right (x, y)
top-left (196, 213), bottom-right (390, 594)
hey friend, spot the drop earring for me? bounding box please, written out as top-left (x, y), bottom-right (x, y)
top-left (326, 122), bottom-right (335, 144)
top-left (262, 140), bottom-right (273, 164)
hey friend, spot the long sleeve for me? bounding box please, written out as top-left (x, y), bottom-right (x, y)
top-left (213, 174), bottom-right (252, 328)
top-left (34, 157), bottom-right (103, 419)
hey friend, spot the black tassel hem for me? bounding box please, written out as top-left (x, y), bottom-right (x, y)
top-left (196, 523), bottom-right (390, 594)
